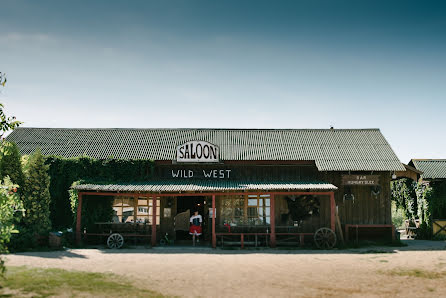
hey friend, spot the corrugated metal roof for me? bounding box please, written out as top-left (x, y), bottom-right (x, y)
top-left (410, 159), bottom-right (446, 179)
top-left (6, 128), bottom-right (405, 171)
top-left (73, 180), bottom-right (338, 193)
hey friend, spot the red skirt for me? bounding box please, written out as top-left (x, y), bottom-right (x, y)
top-left (189, 225), bottom-right (202, 235)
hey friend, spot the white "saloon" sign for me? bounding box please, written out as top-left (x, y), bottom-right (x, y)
top-left (176, 141), bottom-right (219, 163)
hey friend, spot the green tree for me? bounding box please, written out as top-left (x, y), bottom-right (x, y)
top-left (0, 99), bottom-right (23, 277)
top-left (0, 178), bottom-right (22, 277)
top-left (0, 104), bottom-right (21, 137)
top-left (22, 149), bottom-right (51, 235)
top-left (391, 178), bottom-right (434, 239)
top-left (0, 141), bottom-right (24, 188)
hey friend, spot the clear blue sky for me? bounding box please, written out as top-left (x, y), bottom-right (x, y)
top-left (1, 0), bottom-right (445, 163)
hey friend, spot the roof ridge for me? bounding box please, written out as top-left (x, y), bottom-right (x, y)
top-left (412, 159), bottom-right (446, 161)
top-left (15, 127), bottom-right (381, 131)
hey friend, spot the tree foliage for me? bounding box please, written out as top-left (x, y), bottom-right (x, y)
top-left (0, 100), bottom-right (23, 277)
top-left (0, 177), bottom-right (22, 276)
top-left (0, 142), bottom-right (24, 188)
top-left (391, 178), bottom-right (417, 220)
top-left (0, 104), bottom-right (22, 137)
top-left (22, 149), bottom-right (51, 235)
top-left (391, 178), bottom-right (434, 239)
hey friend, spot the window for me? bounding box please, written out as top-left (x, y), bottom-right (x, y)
top-left (112, 197), bottom-right (135, 223)
top-left (221, 194), bottom-right (271, 226)
top-left (112, 196), bottom-right (160, 225)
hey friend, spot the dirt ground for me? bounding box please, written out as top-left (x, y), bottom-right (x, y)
top-left (3, 240), bottom-right (446, 298)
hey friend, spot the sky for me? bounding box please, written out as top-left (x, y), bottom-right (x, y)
top-left (0, 0), bottom-right (445, 163)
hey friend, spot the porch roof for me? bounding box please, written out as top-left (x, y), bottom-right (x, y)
top-left (73, 180), bottom-right (337, 193)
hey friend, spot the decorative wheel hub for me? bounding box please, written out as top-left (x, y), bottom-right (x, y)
top-left (107, 233), bottom-right (124, 249)
top-left (314, 227), bottom-right (337, 249)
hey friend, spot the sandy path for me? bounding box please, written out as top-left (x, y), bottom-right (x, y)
top-left (3, 241), bottom-right (446, 298)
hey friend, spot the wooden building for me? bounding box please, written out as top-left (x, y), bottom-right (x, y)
top-left (7, 128), bottom-right (405, 248)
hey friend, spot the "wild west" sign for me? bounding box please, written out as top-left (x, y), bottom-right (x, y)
top-left (176, 141), bottom-right (219, 163)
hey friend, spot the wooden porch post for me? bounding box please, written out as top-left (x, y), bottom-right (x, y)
top-left (270, 194), bottom-right (276, 248)
top-left (212, 194), bottom-right (216, 248)
top-left (330, 192), bottom-right (336, 231)
top-left (151, 196), bottom-right (157, 247)
top-left (76, 193), bottom-right (83, 245)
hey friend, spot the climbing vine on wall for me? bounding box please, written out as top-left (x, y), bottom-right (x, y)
top-left (45, 156), bottom-right (154, 229)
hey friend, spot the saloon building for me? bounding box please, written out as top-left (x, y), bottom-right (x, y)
top-left (7, 128), bottom-right (405, 248)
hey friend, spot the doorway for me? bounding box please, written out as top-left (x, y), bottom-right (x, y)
top-left (175, 196), bottom-right (208, 242)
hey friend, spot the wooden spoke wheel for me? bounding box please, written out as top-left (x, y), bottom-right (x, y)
top-left (107, 233), bottom-right (124, 249)
top-left (314, 228), bottom-right (337, 249)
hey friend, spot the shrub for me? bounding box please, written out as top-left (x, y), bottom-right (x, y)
top-left (22, 149), bottom-right (51, 236)
top-left (0, 141), bottom-right (24, 188)
top-left (0, 177), bottom-right (22, 276)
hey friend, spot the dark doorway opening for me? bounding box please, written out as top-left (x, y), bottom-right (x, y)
top-left (175, 196), bottom-right (208, 242)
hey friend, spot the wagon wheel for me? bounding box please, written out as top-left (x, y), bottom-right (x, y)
top-left (107, 233), bottom-right (124, 249)
top-left (314, 228), bottom-right (336, 249)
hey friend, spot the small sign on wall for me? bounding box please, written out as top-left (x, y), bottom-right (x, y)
top-left (341, 175), bottom-right (380, 186)
top-left (164, 208), bottom-right (171, 218)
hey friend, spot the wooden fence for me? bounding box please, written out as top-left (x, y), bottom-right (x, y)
top-left (433, 219), bottom-right (446, 237)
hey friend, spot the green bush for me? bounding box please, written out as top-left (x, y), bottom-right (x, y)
top-left (391, 201), bottom-right (405, 229)
top-left (0, 142), bottom-right (24, 188)
top-left (391, 178), bottom-right (436, 239)
top-left (22, 149), bottom-right (51, 235)
top-left (0, 177), bottom-right (23, 276)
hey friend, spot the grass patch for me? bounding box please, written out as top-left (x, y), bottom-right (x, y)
top-left (0, 266), bottom-right (167, 297)
top-left (387, 268), bottom-right (446, 279)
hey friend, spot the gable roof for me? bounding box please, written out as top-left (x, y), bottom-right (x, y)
top-left (409, 159), bottom-right (446, 180)
top-left (6, 127), bottom-right (405, 172)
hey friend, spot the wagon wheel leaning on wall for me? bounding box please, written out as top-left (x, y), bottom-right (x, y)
top-left (107, 233), bottom-right (124, 249)
top-left (314, 228), bottom-right (337, 249)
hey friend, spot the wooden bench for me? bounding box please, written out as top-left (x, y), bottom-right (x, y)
top-left (215, 233), bottom-right (270, 248)
top-left (344, 224), bottom-right (395, 242)
top-left (275, 233), bottom-right (313, 247)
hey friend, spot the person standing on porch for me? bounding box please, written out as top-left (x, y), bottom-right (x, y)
top-left (189, 210), bottom-right (202, 245)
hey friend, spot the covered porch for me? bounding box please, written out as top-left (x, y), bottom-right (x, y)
top-left (74, 180), bottom-right (338, 248)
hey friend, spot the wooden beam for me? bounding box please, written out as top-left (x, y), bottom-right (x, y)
top-left (76, 193), bottom-right (83, 245)
top-left (330, 192), bottom-right (336, 231)
top-left (151, 196), bottom-right (157, 247)
top-left (270, 194), bottom-right (276, 248)
top-left (335, 206), bottom-right (344, 244)
top-left (212, 194), bottom-right (216, 248)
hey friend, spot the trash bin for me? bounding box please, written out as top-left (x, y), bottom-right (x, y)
top-left (49, 231), bottom-right (63, 248)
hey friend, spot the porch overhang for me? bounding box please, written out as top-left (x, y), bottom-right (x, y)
top-left (73, 180), bottom-right (338, 193)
